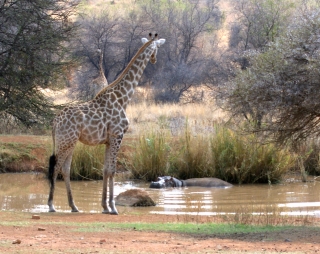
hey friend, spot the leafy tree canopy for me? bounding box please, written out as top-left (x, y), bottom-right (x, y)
top-left (0, 0), bottom-right (79, 129)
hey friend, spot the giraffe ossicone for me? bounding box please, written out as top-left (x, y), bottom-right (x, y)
top-left (47, 33), bottom-right (165, 214)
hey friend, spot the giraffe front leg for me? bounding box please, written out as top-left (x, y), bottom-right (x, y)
top-left (109, 173), bottom-right (118, 215)
top-left (101, 136), bottom-right (121, 215)
top-left (101, 173), bottom-right (110, 214)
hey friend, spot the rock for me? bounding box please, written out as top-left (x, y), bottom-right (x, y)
top-left (115, 189), bottom-right (156, 207)
top-left (32, 215), bottom-right (40, 220)
top-left (38, 227), bottom-right (46, 231)
top-left (12, 239), bottom-right (21, 244)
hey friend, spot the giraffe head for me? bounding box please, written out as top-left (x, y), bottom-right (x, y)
top-left (141, 33), bottom-right (166, 64)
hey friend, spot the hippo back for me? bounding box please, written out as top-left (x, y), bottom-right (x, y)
top-left (184, 178), bottom-right (232, 188)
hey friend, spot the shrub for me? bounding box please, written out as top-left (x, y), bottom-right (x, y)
top-left (211, 126), bottom-right (294, 184)
top-left (126, 125), bottom-right (294, 184)
top-left (301, 140), bottom-right (320, 176)
top-left (172, 129), bottom-right (215, 179)
top-left (128, 131), bottom-right (171, 181)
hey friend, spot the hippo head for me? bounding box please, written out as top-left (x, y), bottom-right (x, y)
top-left (149, 176), bottom-right (167, 188)
top-left (149, 176), bottom-right (182, 188)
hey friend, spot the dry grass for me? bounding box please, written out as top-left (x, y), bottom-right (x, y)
top-left (126, 101), bottom-right (227, 136)
top-left (40, 88), bottom-right (73, 105)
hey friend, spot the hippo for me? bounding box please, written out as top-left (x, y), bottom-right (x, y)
top-left (149, 176), bottom-right (232, 189)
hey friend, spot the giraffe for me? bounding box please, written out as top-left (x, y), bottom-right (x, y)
top-left (48, 33), bottom-right (165, 215)
top-left (88, 48), bottom-right (108, 99)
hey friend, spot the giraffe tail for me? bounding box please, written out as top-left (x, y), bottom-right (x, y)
top-left (48, 154), bottom-right (56, 187)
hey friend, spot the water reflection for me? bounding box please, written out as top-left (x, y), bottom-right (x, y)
top-left (0, 173), bottom-right (320, 217)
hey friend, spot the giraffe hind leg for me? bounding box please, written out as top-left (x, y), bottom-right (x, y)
top-left (101, 174), bottom-right (110, 214)
top-left (62, 150), bottom-right (79, 212)
top-left (48, 155), bottom-right (59, 212)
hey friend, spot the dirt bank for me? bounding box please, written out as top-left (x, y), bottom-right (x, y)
top-left (1, 212), bottom-right (320, 254)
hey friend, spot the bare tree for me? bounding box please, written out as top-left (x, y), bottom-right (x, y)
top-left (141, 0), bottom-right (223, 102)
top-left (230, 0), bottom-right (294, 51)
top-left (72, 0), bottom-right (222, 103)
top-left (72, 8), bottom-right (151, 100)
top-left (72, 10), bottom-right (118, 100)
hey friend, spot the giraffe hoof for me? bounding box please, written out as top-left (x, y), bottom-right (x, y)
top-left (110, 211), bottom-right (119, 215)
top-left (48, 206), bottom-right (56, 212)
top-left (102, 210), bottom-right (110, 214)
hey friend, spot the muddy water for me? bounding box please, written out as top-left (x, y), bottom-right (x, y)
top-left (0, 173), bottom-right (320, 217)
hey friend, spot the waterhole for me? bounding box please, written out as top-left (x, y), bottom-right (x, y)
top-left (0, 173), bottom-right (319, 217)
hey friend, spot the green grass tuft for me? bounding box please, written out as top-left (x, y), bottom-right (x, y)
top-left (70, 143), bottom-right (104, 180)
top-left (125, 124), bottom-right (294, 184)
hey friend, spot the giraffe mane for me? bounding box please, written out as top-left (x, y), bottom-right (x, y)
top-left (94, 38), bottom-right (154, 98)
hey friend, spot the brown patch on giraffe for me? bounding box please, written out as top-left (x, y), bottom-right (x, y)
top-left (118, 98), bottom-right (124, 105)
top-left (114, 90), bottom-right (122, 98)
top-left (70, 117), bottom-right (76, 125)
top-left (110, 93), bottom-right (117, 102)
top-left (99, 100), bottom-right (106, 107)
top-left (120, 86), bottom-right (127, 95)
top-left (90, 119), bottom-right (100, 126)
top-left (138, 60), bottom-right (144, 68)
top-left (128, 70), bottom-right (134, 82)
top-left (131, 65), bottom-right (138, 74)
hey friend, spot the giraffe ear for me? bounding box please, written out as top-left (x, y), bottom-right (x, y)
top-left (141, 38), bottom-right (148, 44)
top-left (156, 39), bottom-right (166, 47)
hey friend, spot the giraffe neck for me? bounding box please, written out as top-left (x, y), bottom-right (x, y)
top-left (99, 51), bottom-right (107, 82)
top-left (95, 42), bottom-right (154, 107)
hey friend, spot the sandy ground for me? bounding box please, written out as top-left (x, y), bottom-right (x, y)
top-left (0, 211), bottom-right (320, 254)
